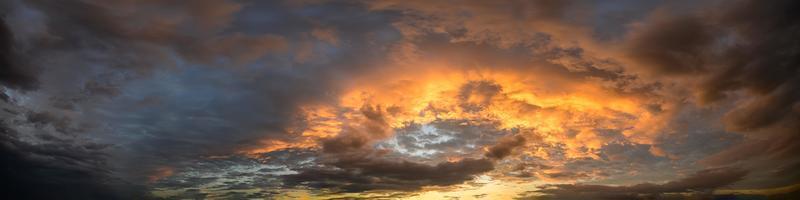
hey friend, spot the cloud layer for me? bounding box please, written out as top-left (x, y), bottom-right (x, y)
top-left (1, 0), bottom-right (798, 199)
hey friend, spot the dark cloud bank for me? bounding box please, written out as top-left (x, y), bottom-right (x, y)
top-left (284, 156), bottom-right (494, 193)
top-left (623, 0), bottom-right (800, 190)
top-left (530, 167), bottom-right (748, 200)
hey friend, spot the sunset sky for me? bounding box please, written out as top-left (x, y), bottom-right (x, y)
top-left (1, 0), bottom-right (799, 199)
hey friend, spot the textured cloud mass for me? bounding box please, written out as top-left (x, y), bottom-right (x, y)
top-left (1, 0), bottom-right (798, 199)
top-left (533, 167), bottom-right (749, 200)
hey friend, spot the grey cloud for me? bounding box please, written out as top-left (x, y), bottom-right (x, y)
top-left (535, 167), bottom-right (748, 200)
top-left (98, 1), bottom-right (402, 189)
top-left (610, 0), bottom-right (800, 188)
top-left (700, 134), bottom-right (800, 188)
top-left (0, 16), bottom-right (38, 90)
top-left (2, 0), bottom-right (402, 198)
top-left (376, 119), bottom-right (513, 162)
top-left (296, 106), bottom-right (499, 193)
top-left (152, 149), bottom-right (318, 199)
top-left (0, 103), bottom-right (150, 199)
top-left (621, 0), bottom-right (800, 134)
top-left (485, 134), bottom-right (526, 160)
top-left (322, 132), bottom-right (370, 154)
top-left (623, 13), bottom-right (713, 76)
top-left (283, 156), bottom-right (494, 192)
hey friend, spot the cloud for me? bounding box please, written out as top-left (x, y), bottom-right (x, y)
top-left (617, 0), bottom-right (800, 134)
top-left (0, 110), bottom-right (150, 199)
top-left (485, 134), bottom-right (526, 160)
top-left (534, 167), bottom-right (749, 200)
top-left (0, 16), bottom-right (38, 90)
top-left (284, 104), bottom-right (498, 193)
top-left (368, 0), bottom-right (799, 141)
top-left (18, 0), bottom-right (287, 69)
top-left (459, 80), bottom-right (503, 113)
top-left (622, 12), bottom-right (713, 76)
top-left (0, 0), bottom-right (369, 197)
top-left (180, 33), bottom-right (287, 65)
top-left (283, 156), bottom-right (494, 192)
top-left (1, 0), bottom-right (404, 191)
top-left (367, 0), bottom-right (584, 48)
top-left (614, 0), bottom-right (800, 186)
top-left (321, 104), bottom-right (393, 154)
top-left (1, 0), bottom-right (799, 199)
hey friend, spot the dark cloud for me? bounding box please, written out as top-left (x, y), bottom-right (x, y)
top-left (322, 133), bottom-right (371, 154)
top-left (0, 0), bottom-right (401, 198)
top-left (83, 79), bottom-right (121, 97)
top-left (613, 1), bottom-right (800, 189)
top-left (283, 156), bottom-right (494, 192)
top-left (169, 189), bottom-right (208, 200)
top-left (0, 16), bottom-right (38, 90)
top-left (6, 0), bottom-right (284, 96)
top-left (368, 0), bottom-right (583, 47)
top-left (535, 167), bottom-right (748, 200)
top-left (699, 133), bottom-right (800, 188)
top-left (702, 134), bottom-right (800, 167)
top-left (623, 13), bottom-right (713, 76)
top-left (25, 111), bottom-right (74, 134)
top-left (621, 0), bottom-right (800, 133)
top-left (0, 119), bottom-right (149, 199)
top-left (485, 134), bottom-right (526, 160)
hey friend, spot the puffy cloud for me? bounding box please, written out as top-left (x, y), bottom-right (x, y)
top-left (485, 134), bottom-right (526, 160)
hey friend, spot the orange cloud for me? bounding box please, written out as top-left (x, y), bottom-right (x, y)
top-left (335, 64), bottom-right (663, 159)
top-left (243, 60), bottom-right (676, 163)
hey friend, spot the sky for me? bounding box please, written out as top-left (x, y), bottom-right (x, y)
top-left (0, 0), bottom-right (799, 199)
